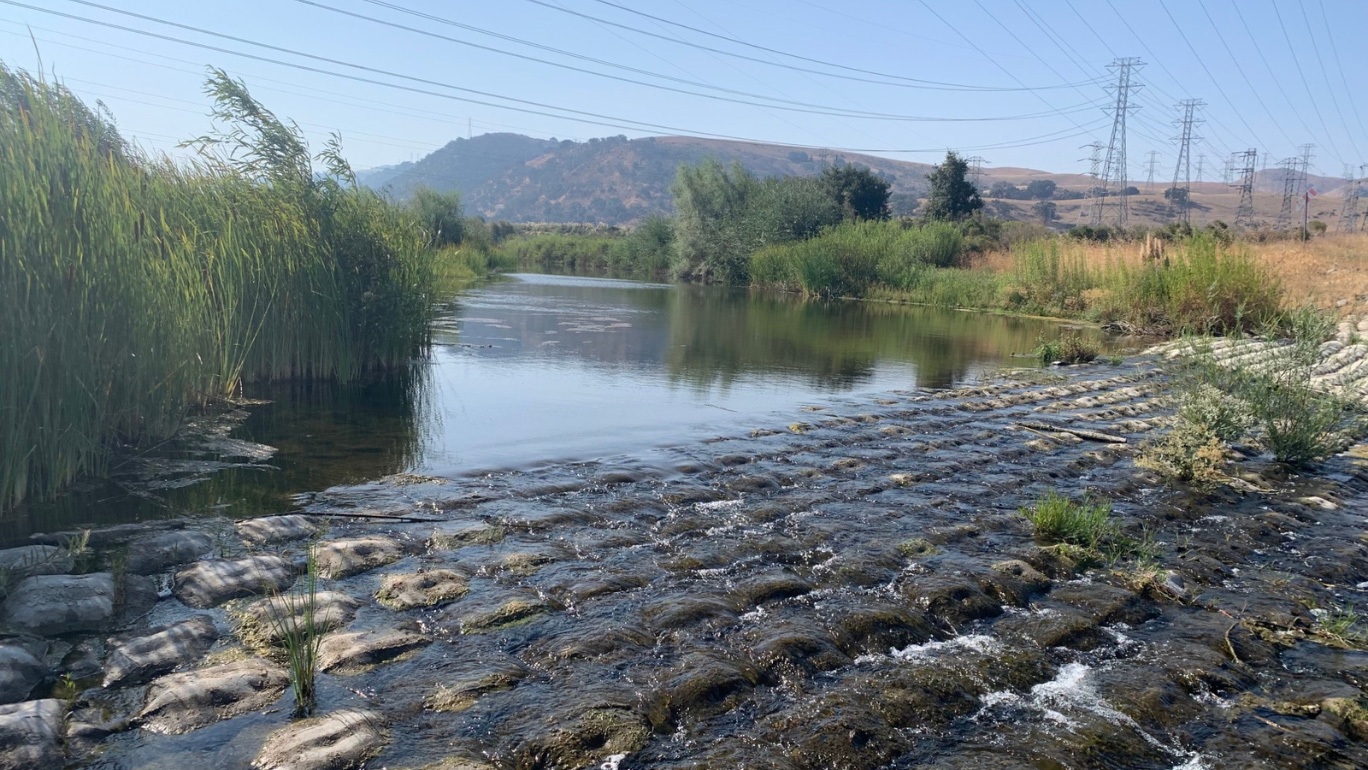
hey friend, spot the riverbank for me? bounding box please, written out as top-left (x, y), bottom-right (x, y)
top-left (3, 326), bottom-right (1368, 768)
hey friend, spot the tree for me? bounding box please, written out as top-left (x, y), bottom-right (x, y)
top-left (1025, 179), bottom-right (1057, 200)
top-left (820, 164), bottom-right (891, 221)
top-left (988, 181), bottom-right (1019, 199)
top-left (408, 186), bottom-right (464, 247)
top-left (1032, 199), bottom-right (1058, 224)
top-left (922, 151), bottom-right (983, 221)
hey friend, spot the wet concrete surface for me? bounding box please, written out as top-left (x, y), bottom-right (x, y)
top-left (7, 358), bottom-right (1368, 769)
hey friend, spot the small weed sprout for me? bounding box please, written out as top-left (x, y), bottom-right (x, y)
top-left (262, 544), bottom-right (322, 718)
top-left (1313, 603), bottom-right (1364, 647)
top-left (1020, 491), bottom-right (1115, 549)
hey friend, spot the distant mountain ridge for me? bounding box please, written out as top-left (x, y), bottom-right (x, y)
top-left (358, 133), bottom-right (934, 224)
top-left (356, 132), bottom-right (1355, 226)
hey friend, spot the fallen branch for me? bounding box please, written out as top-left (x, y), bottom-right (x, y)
top-left (1016, 421), bottom-right (1127, 444)
top-left (316, 512), bottom-right (442, 523)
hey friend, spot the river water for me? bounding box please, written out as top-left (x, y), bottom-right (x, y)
top-left (2, 273), bottom-right (1098, 543)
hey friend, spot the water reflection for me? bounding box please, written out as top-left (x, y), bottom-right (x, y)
top-left (1, 274), bottom-right (1102, 543)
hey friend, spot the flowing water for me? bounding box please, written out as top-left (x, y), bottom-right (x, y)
top-left (8, 281), bottom-right (1368, 769)
top-left (1, 273), bottom-right (1098, 544)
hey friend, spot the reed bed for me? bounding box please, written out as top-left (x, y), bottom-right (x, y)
top-left (0, 65), bottom-right (435, 511)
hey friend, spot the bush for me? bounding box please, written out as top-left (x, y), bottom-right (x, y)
top-left (750, 220), bottom-right (965, 297)
top-left (1243, 375), bottom-right (1358, 466)
top-left (1137, 419), bottom-right (1228, 486)
top-left (1179, 383), bottom-right (1253, 441)
top-left (1035, 330), bottom-right (1099, 365)
top-left (1021, 492), bottom-right (1115, 548)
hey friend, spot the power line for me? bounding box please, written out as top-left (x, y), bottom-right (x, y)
top-left (1296, 0), bottom-right (1361, 160)
top-left (291, 0), bottom-right (1101, 124)
top-left (0, 20), bottom-right (599, 156)
top-left (1192, 0), bottom-right (1296, 149)
top-left (1316, 0), bottom-right (1368, 152)
top-left (17, 0), bottom-right (1076, 155)
top-left (23, 1), bottom-right (1117, 159)
top-left (1155, 0), bottom-right (1262, 149)
top-left (566, 0), bottom-right (1099, 92)
top-left (1267, 0), bottom-right (1343, 164)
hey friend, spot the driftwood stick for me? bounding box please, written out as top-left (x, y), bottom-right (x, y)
top-left (1016, 421), bottom-right (1127, 444)
top-left (315, 512), bottom-right (443, 523)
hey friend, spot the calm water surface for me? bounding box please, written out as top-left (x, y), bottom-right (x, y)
top-left (2, 273), bottom-right (1103, 541)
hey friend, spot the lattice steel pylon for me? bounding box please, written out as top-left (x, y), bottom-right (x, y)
top-left (1167, 99), bottom-right (1204, 226)
top-left (1340, 163), bottom-right (1365, 234)
top-left (1234, 148), bottom-right (1258, 229)
top-left (1277, 157), bottom-right (1301, 229)
top-left (1080, 142), bottom-right (1103, 221)
top-left (1091, 57), bottom-right (1143, 228)
top-left (1145, 150), bottom-right (1159, 194)
top-left (966, 155), bottom-right (986, 191)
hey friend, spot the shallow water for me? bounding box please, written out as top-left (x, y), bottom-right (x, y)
top-left (2, 273), bottom-right (1101, 543)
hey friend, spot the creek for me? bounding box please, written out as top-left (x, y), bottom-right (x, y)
top-left (1, 273), bottom-right (1098, 544)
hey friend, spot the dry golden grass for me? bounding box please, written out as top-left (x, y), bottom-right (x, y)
top-left (975, 233), bottom-right (1368, 314)
top-left (1244, 234), bottom-right (1368, 312)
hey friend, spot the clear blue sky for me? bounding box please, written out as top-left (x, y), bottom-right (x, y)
top-left (1, 0), bottom-right (1364, 180)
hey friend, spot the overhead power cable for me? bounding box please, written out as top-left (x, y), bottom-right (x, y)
top-left (523, 0), bottom-right (1101, 92)
top-left (292, 0), bottom-right (1101, 123)
top-left (1267, 0), bottom-right (1342, 164)
top-left (9, 0), bottom-right (1100, 155)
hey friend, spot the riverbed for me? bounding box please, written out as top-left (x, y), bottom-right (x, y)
top-left (4, 280), bottom-right (1368, 770)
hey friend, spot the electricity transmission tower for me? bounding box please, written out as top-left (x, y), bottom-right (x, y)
top-left (1234, 148), bottom-right (1257, 229)
top-left (1340, 164), bottom-right (1365, 234)
top-left (1081, 142), bottom-right (1103, 221)
top-left (1277, 145), bottom-right (1315, 230)
top-left (1196, 153), bottom-right (1206, 185)
top-left (1277, 157), bottom-right (1301, 229)
top-left (1145, 150), bottom-right (1159, 193)
top-left (1091, 57), bottom-right (1143, 228)
top-left (966, 156), bottom-right (986, 191)
top-left (1168, 99), bottom-right (1204, 226)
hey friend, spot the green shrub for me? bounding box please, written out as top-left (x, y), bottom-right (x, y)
top-left (749, 220), bottom-right (965, 297)
top-left (1021, 492), bottom-right (1115, 548)
top-left (1137, 418), bottom-right (1228, 486)
top-left (1035, 330), bottom-right (1099, 365)
top-left (1243, 375), bottom-right (1358, 466)
top-left (1178, 383), bottom-right (1253, 441)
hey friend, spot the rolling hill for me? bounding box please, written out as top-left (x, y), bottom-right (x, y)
top-left (358, 132), bottom-right (1355, 228)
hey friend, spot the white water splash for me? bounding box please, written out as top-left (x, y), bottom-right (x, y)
top-left (599, 753), bottom-right (628, 770)
top-left (871, 634), bottom-right (999, 664)
top-left (695, 499), bottom-right (743, 512)
top-left (1026, 663), bottom-right (1209, 768)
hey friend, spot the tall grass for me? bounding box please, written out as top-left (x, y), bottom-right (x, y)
top-left (498, 216), bottom-right (675, 279)
top-left (751, 220), bottom-right (963, 297)
top-left (0, 65), bottom-right (435, 511)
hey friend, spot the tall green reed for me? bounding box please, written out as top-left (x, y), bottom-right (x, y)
top-left (0, 64), bottom-right (435, 511)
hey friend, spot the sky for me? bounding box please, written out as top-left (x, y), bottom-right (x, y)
top-left (1, 0), bottom-right (1365, 181)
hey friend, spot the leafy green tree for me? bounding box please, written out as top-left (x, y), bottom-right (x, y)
top-left (1032, 199), bottom-right (1058, 224)
top-left (820, 164), bottom-right (891, 221)
top-left (408, 186), bottom-right (464, 247)
top-left (922, 151), bottom-right (983, 221)
top-left (1025, 179), bottom-right (1057, 200)
top-left (671, 161), bottom-right (843, 283)
top-left (671, 159), bottom-right (763, 283)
